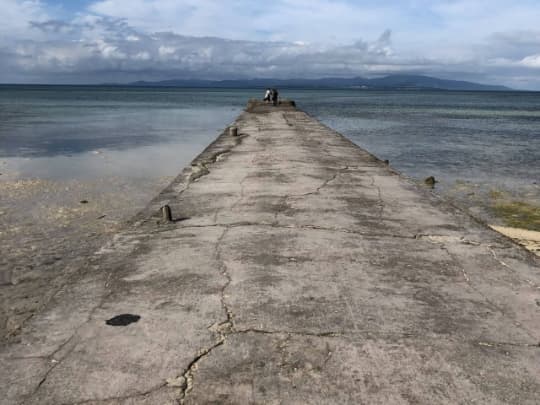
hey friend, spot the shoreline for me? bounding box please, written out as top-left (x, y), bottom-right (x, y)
top-left (436, 178), bottom-right (539, 255)
top-left (489, 225), bottom-right (540, 256)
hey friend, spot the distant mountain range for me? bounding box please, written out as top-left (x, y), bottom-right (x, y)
top-left (128, 74), bottom-right (510, 91)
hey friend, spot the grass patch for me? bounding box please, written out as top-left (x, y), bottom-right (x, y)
top-left (492, 201), bottom-right (540, 231)
top-left (488, 189), bottom-right (506, 200)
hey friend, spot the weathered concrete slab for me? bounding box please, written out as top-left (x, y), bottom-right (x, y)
top-left (1, 101), bottom-right (539, 404)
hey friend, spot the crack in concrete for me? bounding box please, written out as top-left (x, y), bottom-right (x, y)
top-left (424, 238), bottom-right (473, 285)
top-left (212, 172), bottom-right (248, 224)
top-left (168, 322), bottom-right (540, 403)
top-left (220, 327), bottom-right (540, 350)
top-left (179, 226), bottom-right (235, 404)
top-left (180, 221), bottom-right (417, 240)
top-left (215, 227), bottom-right (235, 332)
top-left (22, 130), bottom-right (252, 404)
top-left (476, 340), bottom-right (540, 349)
top-left (229, 173), bottom-right (249, 214)
top-left (19, 333), bottom-right (79, 404)
top-left (177, 207), bottom-right (353, 402)
top-left (487, 246), bottom-right (539, 289)
top-left (295, 166), bottom-right (349, 198)
top-left (233, 328), bottom-right (343, 338)
top-left (178, 339), bottom-right (225, 404)
top-left (272, 195), bottom-right (289, 226)
top-left (18, 266), bottom-right (118, 404)
top-left (271, 165), bottom-right (350, 225)
top-left (109, 326), bottom-right (540, 405)
top-left (18, 230), bottom-right (162, 403)
top-left (155, 132), bottom-right (249, 225)
top-left (277, 334), bottom-right (293, 369)
top-left (370, 175), bottom-right (385, 224)
top-left (66, 383), bottom-right (169, 405)
top-left (422, 238), bottom-right (539, 343)
top-left (177, 328), bottom-right (344, 403)
top-left (7, 132), bottom-right (254, 402)
top-left (2, 253), bottom-right (99, 344)
top-left (414, 234), bottom-right (490, 248)
top-left (4, 355), bottom-right (49, 361)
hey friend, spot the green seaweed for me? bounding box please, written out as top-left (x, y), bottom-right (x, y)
top-left (492, 201), bottom-right (540, 231)
top-left (488, 189), bottom-right (505, 200)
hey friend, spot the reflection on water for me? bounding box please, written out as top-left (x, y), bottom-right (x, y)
top-left (0, 86), bottom-right (246, 179)
top-left (0, 105), bottom-right (239, 157)
top-left (1, 86), bottom-right (539, 198)
top-left (3, 142), bottom-right (213, 180)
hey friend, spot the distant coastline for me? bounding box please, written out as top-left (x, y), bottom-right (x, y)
top-left (124, 74), bottom-right (511, 91)
top-left (1, 74), bottom-right (513, 91)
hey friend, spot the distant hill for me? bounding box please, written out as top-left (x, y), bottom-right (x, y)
top-left (128, 75), bottom-right (510, 91)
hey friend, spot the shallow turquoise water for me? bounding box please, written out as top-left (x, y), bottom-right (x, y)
top-left (1, 86), bottom-right (538, 196)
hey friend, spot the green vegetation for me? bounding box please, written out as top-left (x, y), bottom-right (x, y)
top-left (492, 201), bottom-right (540, 231)
top-left (488, 189), bottom-right (506, 200)
top-left (445, 182), bottom-right (540, 232)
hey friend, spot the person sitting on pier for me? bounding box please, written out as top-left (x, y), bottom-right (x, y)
top-left (263, 88), bottom-right (271, 103)
top-left (271, 88), bottom-right (279, 106)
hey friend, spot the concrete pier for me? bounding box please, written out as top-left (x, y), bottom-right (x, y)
top-left (2, 101), bottom-right (540, 404)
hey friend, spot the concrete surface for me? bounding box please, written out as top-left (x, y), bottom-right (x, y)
top-left (0, 176), bottom-right (174, 340)
top-left (1, 100), bottom-right (540, 404)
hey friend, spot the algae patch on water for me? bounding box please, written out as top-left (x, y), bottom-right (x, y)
top-left (492, 201), bottom-right (540, 231)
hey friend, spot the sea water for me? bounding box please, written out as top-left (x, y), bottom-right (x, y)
top-left (0, 86), bottom-right (244, 179)
top-left (296, 89), bottom-right (540, 196)
top-left (1, 85), bottom-right (539, 198)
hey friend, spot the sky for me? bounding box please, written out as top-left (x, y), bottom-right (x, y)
top-left (1, 0), bottom-right (540, 89)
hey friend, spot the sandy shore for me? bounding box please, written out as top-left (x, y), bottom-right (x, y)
top-left (489, 225), bottom-right (540, 256)
top-left (440, 179), bottom-right (539, 256)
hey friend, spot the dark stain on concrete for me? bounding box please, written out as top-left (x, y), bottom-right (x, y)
top-left (105, 314), bottom-right (141, 326)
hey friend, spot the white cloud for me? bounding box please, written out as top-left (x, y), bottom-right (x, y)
top-left (158, 45), bottom-right (176, 57)
top-left (133, 51), bottom-right (151, 60)
top-left (1, 1), bottom-right (540, 88)
top-left (520, 54), bottom-right (540, 68)
top-left (94, 39), bottom-right (126, 59)
top-left (0, 0), bottom-right (49, 38)
top-left (87, 0), bottom-right (398, 43)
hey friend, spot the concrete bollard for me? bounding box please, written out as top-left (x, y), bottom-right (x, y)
top-left (161, 205), bottom-right (172, 222)
top-left (229, 126), bottom-right (238, 137)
